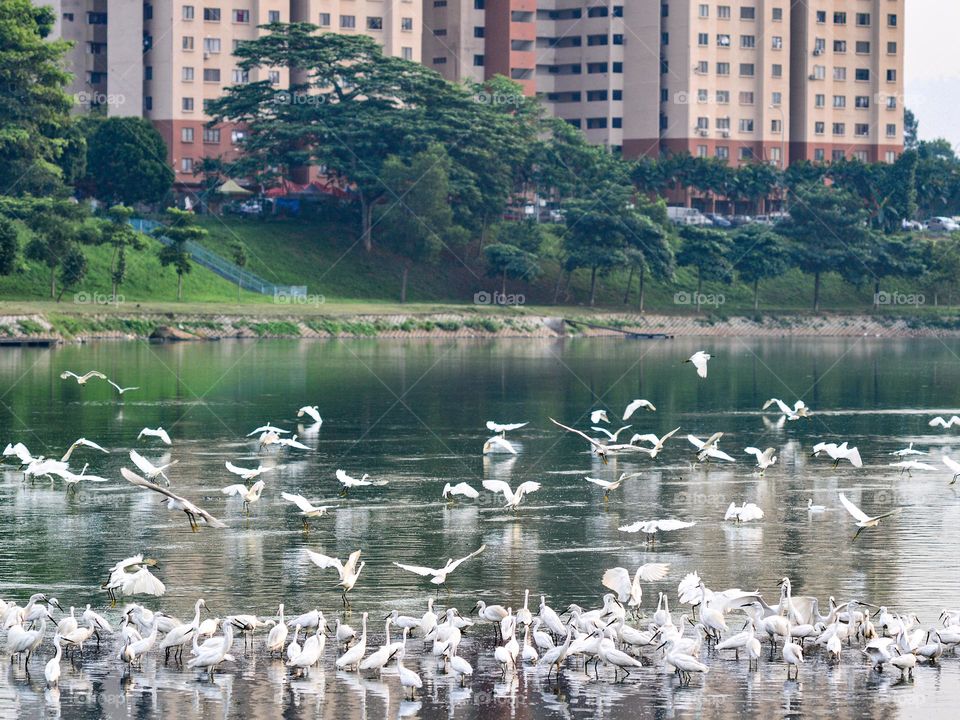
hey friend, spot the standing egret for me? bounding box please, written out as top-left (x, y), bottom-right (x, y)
top-left (45, 635), bottom-right (63, 686)
top-left (287, 625), bottom-right (325, 676)
top-left (60, 370), bottom-right (107, 385)
top-left (442, 482), bottom-right (480, 502)
top-left (304, 549), bottom-right (364, 606)
top-left (297, 406), bottom-right (323, 425)
top-left (280, 492), bottom-right (335, 530)
top-left (121, 467), bottom-right (226, 531)
top-left (335, 612), bottom-right (369, 670)
top-left (129, 450), bottom-right (178, 483)
top-left (220, 479), bottom-right (267, 513)
top-left (395, 629), bottom-right (422, 697)
top-left (481, 479), bottom-right (542, 510)
top-left (744, 447), bottom-right (778, 472)
top-left (684, 351), bottom-right (712, 379)
top-left (187, 620), bottom-right (235, 676)
top-left (265, 605), bottom-right (288, 656)
top-left (360, 617), bottom-right (403, 674)
top-left (393, 545), bottom-right (486, 589)
top-left (336, 469), bottom-right (373, 496)
top-left (725, 502), bottom-right (765, 524)
top-left (943, 455), bottom-right (960, 484)
top-left (160, 599), bottom-right (206, 662)
top-left (838, 492), bottom-right (901, 541)
top-left (622, 399), bottom-right (656, 420)
top-left (782, 636), bottom-right (804, 679)
top-left (602, 564), bottom-right (670, 609)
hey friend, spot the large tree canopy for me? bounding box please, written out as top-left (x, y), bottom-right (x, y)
top-left (81, 117), bottom-right (174, 205)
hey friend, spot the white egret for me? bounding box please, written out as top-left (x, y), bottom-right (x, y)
top-left (129, 449), bottom-right (177, 482)
top-left (119, 615), bottom-right (160, 668)
top-left (265, 605), bottom-right (288, 656)
top-left (7, 618), bottom-right (47, 662)
top-left (482, 436), bottom-right (518, 455)
top-left (304, 549), bottom-right (364, 605)
top-left (629, 427), bottom-right (681, 458)
top-left (725, 502), bottom-right (765, 524)
top-left (60, 370), bottom-right (107, 385)
top-left (187, 620), bottom-right (235, 676)
top-left (929, 415), bottom-right (960, 428)
top-left (549, 418), bottom-right (610, 463)
top-left (591, 425), bottom-right (632, 442)
top-left (622, 399), bottom-right (656, 420)
top-left (688, 433), bottom-right (735, 463)
top-left (286, 625), bottom-right (302, 663)
top-left (296, 406), bottom-right (323, 425)
top-left (393, 545), bottom-right (486, 588)
top-left (247, 423), bottom-right (289, 436)
top-left (590, 410), bottom-right (609, 424)
top-left (486, 421), bottom-right (527, 435)
top-left (660, 638), bottom-right (709, 684)
top-left (287, 625), bottom-right (325, 676)
top-left (3, 442), bottom-right (37, 467)
top-left (782, 636), bottom-right (804, 679)
top-left (107, 380), bottom-right (139, 394)
top-left (943, 455), bottom-right (960, 484)
top-left (359, 617), bottom-right (403, 674)
top-left (60, 437), bottom-right (109, 462)
top-left (58, 464), bottom-right (110, 486)
top-left (276, 435), bottom-right (311, 450)
top-left (602, 564), bottom-right (670, 609)
top-left (684, 351), bottom-right (711, 379)
top-left (812, 441), bottom-right (863, 468)
top-left (890, 459), bottom-right (936, 475)
top-left (618, 519), bottom-right (696, 541)
top-left (121, 467), bottom-right (226, 531)
top-left (838, 492), bottom-right (901, 541)
top-left (442, 482), bottom-right (480, 501)
top-left (584, 474), bottom-right (635, 500)
top-left (45, 635), bottom-right (63, 686)
top-left (336, 468), bottom-right (372, 495)
top-left (762, 398), bottom-right (810, 420)
top-left (396, 630), bottom-right (422, 697)
top-left (225, 461), bottom-right (271, 480)
top-left (481, 479), bottom-right (542, 510)
top-left (137, 427), bottom-right (172, 445)
top-left (807, 499), bottom-right (826, 513)
top-left (102, 554), bottom-right (165, 604)
top-left (744, 446), bottom-right (778, 472)
top-left (221, 479), bottom-right (267, 513)
top-left (280, 492), bottom-right (335, 530)
top-left (335, 612), bottom-right (369, 670)
top-left (160, 598), bottom-right (206, 662)
top-left (891, 442), bottom-right (926, 457)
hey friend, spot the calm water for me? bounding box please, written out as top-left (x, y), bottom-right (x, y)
top-left (2, 336), bottom-right (960, 719)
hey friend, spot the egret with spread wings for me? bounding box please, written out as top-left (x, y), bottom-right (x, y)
top-left (121, 467), bottom-right (225, 531)
top-left (482, 479), bottom-right (542, 510)
top-left (305, 549), bottom-right (364, 606)
top-left (393, 545), bottom-right (486, 588)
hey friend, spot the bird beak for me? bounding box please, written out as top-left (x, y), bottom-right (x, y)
top-left (52, 600), bottom-right (64, 612)
top-left (656, 641), bottom-right (667, 651)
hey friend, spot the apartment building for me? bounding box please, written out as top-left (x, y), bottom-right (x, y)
top-left (789, 1), bottom-right (904, 164)
top-left (422, 0), bottom-right (486, 84)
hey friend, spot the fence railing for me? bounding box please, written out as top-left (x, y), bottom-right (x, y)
top-left (130, 218), bottom-right (307, 298)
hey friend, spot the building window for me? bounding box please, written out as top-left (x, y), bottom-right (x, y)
top-left (771, 119), bottom-right (782, 133)
top-left (696, 88), bottom-right (708, 103)
top-left (739, 91), bottom-right (754, 105)
top-left (856, 41), bottom-right (870, 55)
top-left (472, 55), bottom-right (483, 66)
top-left (833, 12), bottom-right (846, 25)
top-left (402, 47), bottom-right (413, 60)
top-left (587, 90), bottom-right (608, 102)
top-left (834, 40), bottom-right (847, 54)
top-left (698, 4), bottom-right (708, 18)
top-left (740, 7), bottom-right (755, 20)
top-left (612, 90), bottom-right (622, 101)
top-left (698, 33), bottom-right (708, 47)
top-left (813, 65), bottom-right (825, 80)
top-left (398, 17), bottom-right (412, 31)
top-left (319, 13), bottom-right (331, 26)
top-left (856, 13), bottom-right (871, 27)
top-left (816, 11), bottom-right (826, 23)
top-left (144, 96), bottom-right (152, 110)
top-left (832, 123), bottom-right (845, 136)
top-left (815, 94), bottom-right (825, 108)
top-left (855, 124), bottom-right (870, 137)
top-left (888, 14), bottom-right (898, 27)
top-left (852, 151), bottom-right (867, 162)
top-left (474, 0), bottom-right (484, 7)
top-left (833, 95), bottom-right (846, 108)
top-left (887, 69), bottom-right (897, 82)
top-left (696, 61), bottom-right (709, 74)
top-left (231, 69), bottom-right (249, 83)
top-left (886, 95), bottom-right (897, 109)
top-left (233, 9), bottom-right (249, 23)
top-left (885, 151), bottom-right (897, 163)
top-left (586, 117), bottom-right (607, 129)
top-left (815, 38), bottom-right (826, 54)
top-left (367, 16), bottom-right (383, 30)
top-left (855, 96), bottom-right (870, 109)
top-left (433, 57), bottom-right (447, 65)
top-left (268, 10), bottom-right (280, 23)
top-left (203, 37), bottom-right (220, 53)
top-left (739, 119), bottom-right (754, 133)
top-left (855, 68), bottom-right (870, 82)
top-left (887, 42), bottom-right (897, 55)
top-left (182, 6), bottom-right (194, 20)
top-left (739, 63), bottom-right (754, 77)
top-left (587, 6), bottom-right (608, 17)
top-left (772, 8), bottom-right (783, 21)
top-left (814, 149), bottom-right (825, 162)
top-left (740, 147), bottom-right (754, 160)
top-left (716, 146), bottom-right (729, 160)
top-left (613, 62), bottom-right (623, 73)
top-left (771, 64), bottom-right (782, 78)
top-left (87, 11), bottom-right (107, 24)
top-left (717, 34), bottom-right (731, 47)
top-left (182, 67), bottom-right (194, 81)
top-left (716, 117), bottom-right (731, 130)
top-left (832, 150), bottom-right (845, 161)
top-left (203, 8), bottom-right (220, 22)
top-left (144, 66), bottom-right (152, 81)
top-left (741, 35), bottom-right (755, 49)
top-left (268, 70), bottom-right (280, 85)
top-left (181, 158), bottom-right (193, 173)
top-left (181, 127), bottom-right (194, 143)
top-left (718, 6), bottom-right (731, 20)
top-left (203, 128), bottom-right (220, 144)
top-left (613, 34), bottom-right (623, 45)
top-left (770, 147), bottom-right (782, 163)
top-left (182, 97), bottom-right (194, 112)
top-left (203, 68), bottom-right (220, 82)
top-left (696, 116), bottom-right (709, 130)
top-left (231, 130), bottom-right (245, 143)
top-left (588, 34), bottom-right (609, 46)
top-left (717, 62), bottom-right (730, 75)
top-left (183, 36), bottom-right (194, 50)
top-left (886, 124), bottom-right (897, 138)
top-left (587, 62), bottom-right (608, 74)
top-left (771, 91), bottom-right (782, 106)
top-left (814, 121), bottom-right (825, 135)
top-left (697, 145), bottom-right (708, 158)
top-left (833, 67), bottom-right (846, 81)
top-left (772, 36), bottom-right (782, 50)
top-left (341, 15), bottom-right (355, 29)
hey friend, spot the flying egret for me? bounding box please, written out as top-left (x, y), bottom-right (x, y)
top-left (591, 425), bottom-right (632, 442)
top-left (929, 415), bottom-right (960, 429)
top-left (622, 399), bottom-right (656, 420)
top-left (601, 564), bottom-right (670, 609)
top-left (629, 427), bottom-right (681, 458)
top-left (744, 446), bottom-right (778, 472)
top-left (486, 421), bottom-right (528, 435)
top-left (838, 492), bottom-right (901, 541)
top-left (688, 433), bottom-right (735, 463)
top-left (891, 443), bottom-right (926, 457)
top-left (684, 351), bottom-right (711, 379)
top-left (889, 459), bottom-right (936, 476)
top-left (57, 464), bottom-right (110, 487)
top-left (618, 519), bottom-right (696, 542)
top-left (121, 467), bottom-right (226, 531)
top-left (807, 499), bottom-right (826, 513)
top-left (584, 474), bottom-right (631, 500)
top-left (304, 549), bottom-right (364, 606)
top-left (3, 442), bottom-right (37, 467)
top-left (60, 370), bottom-right (107, 385)
top-left (129, 450), bottom-right (177, 482)
top-left (107, 380), bottom-right (139, 395)
top-left (393, 545), bottom-right (486, 588)
top-left (247, 423), bottom-right (289, 437)
top-left (137, 427), bottom-right (172, 445)
top-left (225, 461), bottom-right (271, 480)
top-left (102, 554), bottom-right (165, 604)
top-left (276, 435), bottom-right (311, 450)
top-left (221, 480), bottom-right (266, 513)
top-left (442, 482), bottom-right (480, 502)
top-left (297, 406), bottom-right (323, 425)
top-left (549, 418), bottom-right (610, 463)
top-left (725, 502), bottom-right (765, 523)
top-left (590, 410), bottom-right (609, 424)
top-left (280, 492), bottom-right (335, 530)
top-left (762, 398), bottom-right (811, 420)
top-left (811, 441), bottom-right (863, 468)
top-left (60, 437), bottom-right (109, 463)
top-left (482, 436), bottom-right (518, 455)
top-left (481, 479), bottom-right (542, 510)
top-left (943, 455), bottom-right (960, 484)
top-left (336, 468), bottom-right (372, 495)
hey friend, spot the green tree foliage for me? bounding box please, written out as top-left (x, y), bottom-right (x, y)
top-left (155, 209), bottom-right (204, 301)
top-left (100, 205), bottom-right (144, 297)
top-left (56, 244), bottom-right (88, 301)
top-left (676, 226), bottom-right (733, 311)
top-left (0, 216), bottom-right (18, 275)
top-left (904, 108), bottom-right (919, 150)
top-left (923, 237), bottom-right (960, 306)
top-left (731, 225), bottom-right (791, 310)
top-left (230, 242), bottom-right (248, 303)
top-left (914, 139), bottom-right (960, 218)
top-left (18, 199), bottom-right (97, 299)
top-left (0, 0), bottom-right (78, 195)
top-left (484, 221), bottom-right (544, 293)
top-left (82, 117), bottom-right (174, 205)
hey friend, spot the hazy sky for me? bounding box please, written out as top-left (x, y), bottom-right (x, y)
top-left (906, 1), bottom-right (960, 150)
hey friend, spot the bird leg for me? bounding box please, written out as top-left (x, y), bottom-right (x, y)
top-left (301, 517), bottom-right (309, 531)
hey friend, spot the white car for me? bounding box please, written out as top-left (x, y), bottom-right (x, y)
top-left (927, 217), bottom-right (960, 233)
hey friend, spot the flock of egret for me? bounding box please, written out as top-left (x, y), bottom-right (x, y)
top-left (1, 349), bottom-right (959, 713)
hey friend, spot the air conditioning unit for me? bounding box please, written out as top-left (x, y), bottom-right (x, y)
top-left (722, 131), bottom-right (731, 138)
top-left (813, 48), bottom-right (823, 56)
top-left (808, 74), bottom-right (818, 80)
top-left (697, 129), bottom-right (709, 137)
top-left (203, 52), bottom-right (210, 59)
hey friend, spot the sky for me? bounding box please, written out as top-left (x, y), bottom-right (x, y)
top-left (906, 1), bottom-right (960, 150)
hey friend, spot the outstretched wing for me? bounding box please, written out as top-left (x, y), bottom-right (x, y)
top-left (393, 562), bottom-right (439, 577)
top-left (601, 567), bottom-right (632, 602)
top-left (515, 481), bottom-right (542, 499)
top-left (304, 549), bottom-right (344, 574)
top-left (445, 544), bottom-right (486, 573)
top-left (584, 476), bottom-right (609, 488)
top-left (656, 520), bottom-right (696, 532)
top-left (591, 426), bottom-right (616, 441)
top-left (617, 521), bottom-right (645, 533)
top-left (943, 456), bottom-right (960, 474)
top-left (342, 549), bottom-right (362, 577)
top-left (744, 447), bottom-right (762, 459)
top-left (281, 492), bottom-right (315, 512)
top-left (763, 398), bottom-right (792, 414)
top-left (121, 467), bottom-right (225, 528)
top-left (81, 371), bottom-right (108, 382)
top-left (838, 492), bottom-right (870, 523)
top-left (297, 406), bottom-right (322, 423)
top-left (690, 353), bottom-right (709, 378)
top-left (687, 435), bottom-right (706, 449)
top-left (335, 469), bottom-right (352, 484)
top-left (129, 450), bottom-right (157, 475)
top-left (846, 447), bottom-right (863, 468)
top-left (623, 399), bottom-right (655, 420)
top-left (221, 484), bottom-right (249, 497)
top-left (486, 421), bottom-right (527, 433)
top-left (637, 562), bottom-right (671, 582)
top-left (449, 482), bottom-right (479, 498)
top-left (549, 418), bottom-right (606, 451)
top-left (481, 479), bottom-right (513, 500)
top-left (225, 461), bottom-right (250, 477)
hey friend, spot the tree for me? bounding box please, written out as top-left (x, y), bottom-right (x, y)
top-left (904, 108), bottom-right (919, 150)
top-left (56, 245), bottom-right (88, 302)
top-left (82, 117), bottom-right (174, 205)
top-left (676, 226), bottom-right (733, 311)
top-left (0, 0), bottom-right (76, 196)
top-left (923, 237), bottom-right (960, 306)
top-left (374, 144), bottom-right (465, 302)
top-left (20, 199), bottom-right (96, 298)
top-left (914, 139), bottom-right (960, 218)
top-left (0, 216), bottom-right (18, 276)
top-left (230, 242), bottom-right (248, 303)
top-left (778, 185), bottom-right (873, 311)
top-left (620, 203), bottom-right (674, 311)
top-left (155, 209), bottom-right (204, 301)
top-left (731, 225), bottom-right (790, 310)
top-left (101, 205), bottom-right (144, 298)
top-left (733, 163), bottom-right (781, 214)
top-left (484, 222), bottom-right (543, 294)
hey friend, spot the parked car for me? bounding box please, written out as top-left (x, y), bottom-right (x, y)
top-left (238, 200), bottom-right (263, 215)
top-left (705, 213), bottom-right (732, 228)
top-left (729, 215), bottom-right (753, 227)
top-left (667, 206), bottom-right (712, 226)
top-left (927, 217), bottom-right (960, 233)
top-left (901, 219), bottom-right (924, 231)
